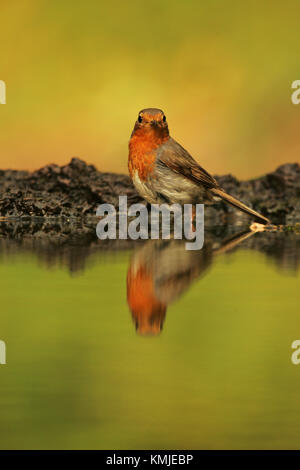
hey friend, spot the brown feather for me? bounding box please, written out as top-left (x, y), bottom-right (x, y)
top-left (157, 138), bottom-right (219, 189)
top-left (157, 138), bottom-right (270, 224)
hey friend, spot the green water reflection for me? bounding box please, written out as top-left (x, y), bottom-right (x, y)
top-left (0, 223), bottom-right (300, 449)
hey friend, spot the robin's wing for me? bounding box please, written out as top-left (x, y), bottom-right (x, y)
top-left (156, 138), bottom-right (270, 224)
top-left (156, 138), bottom-right (219, 189)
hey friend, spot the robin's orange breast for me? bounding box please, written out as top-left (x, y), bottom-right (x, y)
top-left (127, 266), bottom-right (161, 315)
top-left (128, 150), bottom-right (156, 181)
top-left (128, 129), bottom-right (169, 181)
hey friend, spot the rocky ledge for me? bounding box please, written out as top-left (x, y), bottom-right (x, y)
top-left (0, 158), bottom-right (299, 224)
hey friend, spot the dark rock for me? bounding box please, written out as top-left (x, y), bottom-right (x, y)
top-left (0, 158), bottom-right (299, 224)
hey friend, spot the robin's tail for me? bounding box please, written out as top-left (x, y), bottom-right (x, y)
top-left (211, 188), bottom-right (270, 225)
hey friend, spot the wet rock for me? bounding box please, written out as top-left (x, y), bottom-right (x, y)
top-left (214, 162), bottom-right (300, 224)
top-left (0, 158), bottom-right (299, 224)
top-left (0, 157), bottom-right (141, 219)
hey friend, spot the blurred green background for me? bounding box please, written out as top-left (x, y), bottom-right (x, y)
top-left (0, 0), bottom-right (300, 177)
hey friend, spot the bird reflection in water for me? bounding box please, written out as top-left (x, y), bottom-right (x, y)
top-left (127, 230), bottom-right (255, 336)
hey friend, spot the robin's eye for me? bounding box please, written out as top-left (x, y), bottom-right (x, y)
top-left (138, 115), bottom-right (143, 123)
top-left (162, 115), bottom-right (166, 122)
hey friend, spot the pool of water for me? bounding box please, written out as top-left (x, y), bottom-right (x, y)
top-left (0, 221), bottom-right (300, 449)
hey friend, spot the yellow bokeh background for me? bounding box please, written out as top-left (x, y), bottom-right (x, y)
top-left (0, 0), bottom-right (300, 178)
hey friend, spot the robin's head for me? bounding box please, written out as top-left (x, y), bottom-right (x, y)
top-left (132, 108), bottom-right (169, 138)
top-left (132, 306), bottom-right (167, 336)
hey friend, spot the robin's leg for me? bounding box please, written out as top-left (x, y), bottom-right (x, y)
top-left (184, 205), bottom-right (197, 240)
top-left (191, 205), bottom-right (196, 232)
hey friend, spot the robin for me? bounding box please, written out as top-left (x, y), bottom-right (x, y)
top-left (128, 108), bottom-right (270, 225)
top-left (127, 230), bottom-right (255, 335)
top-left (127, 256), bottom-right (166, 336)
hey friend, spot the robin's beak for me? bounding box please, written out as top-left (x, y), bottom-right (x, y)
top-left (151, 120), bottom-right (159, 127)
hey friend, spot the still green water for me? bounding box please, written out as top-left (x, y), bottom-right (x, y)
top-left (0, 224), bottom-right (300, 449)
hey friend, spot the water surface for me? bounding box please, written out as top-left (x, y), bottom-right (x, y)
top-left (0, 221), bottom-right (300, 449)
